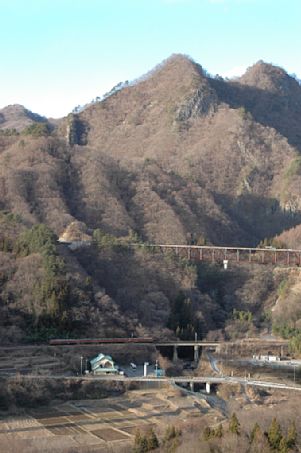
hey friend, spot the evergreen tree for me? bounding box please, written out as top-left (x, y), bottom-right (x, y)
top-left (250, 422), bottom-right (262, 444)
top-left (267, 417), bottom-right (283, 450)
top-left (203, 426), bottom-right (212, 441)
top-left (146, 428), bottom-right (159, 450)
top-left (134, 429), bottom-right (142, 445)
top-left (229, 413), bottom-right (240, 435)
top-left (133, 429), bottom-right (148, 453)
top-left (279, 437), bottom-right (288, 453)
top-left (214, 423), bottom-right (223, 438)
top-left (164, 425), bottom-right (177, 443)
top-left (286, 421), bottom-right (297, 449)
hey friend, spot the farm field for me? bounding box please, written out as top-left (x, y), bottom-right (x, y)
top-left (0, 388), bottom-right (217, 453)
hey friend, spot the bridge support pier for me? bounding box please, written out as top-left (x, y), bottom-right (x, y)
top-left (173, 346), bottom-right (178, 362)
top-left (194, 345), bottom-right (199, 363)
top-left (206, 382), bottom-right (211, 394)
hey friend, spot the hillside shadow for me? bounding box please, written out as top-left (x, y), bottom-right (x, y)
top-left (209, 77), bottom-right (301, 153)
top-left (213, 192), bottom-right (301, 246)
top-left (75, 246), bottom-right (180, 329)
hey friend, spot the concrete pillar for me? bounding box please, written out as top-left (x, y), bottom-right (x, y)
top-left (194, 345), bottom-right (199, 363)
top-left (144, 362), bottom-right (149, 377)
top-left (173, 346), bottom-right (178, 362)
top-left (189, 381), bottom-right (194, 392)
top-left (199, 248), bottom-right (203, 261)
top-left (206, 382), bottom-right (211, 394)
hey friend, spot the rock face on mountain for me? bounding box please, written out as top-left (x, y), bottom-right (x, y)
top-left (59, 221), bottom-right (91, 243)
top-left (0, 54), bottom-right (301, 342)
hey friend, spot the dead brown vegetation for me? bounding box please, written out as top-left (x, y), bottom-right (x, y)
top-left (0, 55), bottom-right (301, 344)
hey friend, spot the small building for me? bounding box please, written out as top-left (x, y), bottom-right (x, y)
top-left (90, 353), bottom-right (119, 375)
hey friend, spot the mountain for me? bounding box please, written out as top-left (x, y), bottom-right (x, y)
top-left (66, 55), bottom-right (301, 245)
top-left (210, 61), bottom-right (301, 151)
top-left (1, 54), bottom-right (301, 343)
top-left (2, 56), bottom-right (301, 246)
top-left (0, 104), bottom-right (47, 131)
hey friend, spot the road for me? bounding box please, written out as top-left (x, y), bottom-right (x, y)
top-left (207, 352), bottom-right (220, 374)
top-left (2, 372), bottom-right (301, 392)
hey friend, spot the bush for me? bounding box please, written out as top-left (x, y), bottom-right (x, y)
top-left (289, 333), bottom-right (301, 354)
top-left (233, 309), bottom-right (253, 323)
top-left (93, 228), bottom-right (124, 250)
top-left (133, 428), bottom-right (159, 452)
top-left (229, 413), bottom-right (240, 435)
top-left (22, 122), bottom-right (50, 137)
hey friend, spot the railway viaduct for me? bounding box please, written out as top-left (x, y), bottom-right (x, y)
top-left (132, 243), bottom-right (301, 267)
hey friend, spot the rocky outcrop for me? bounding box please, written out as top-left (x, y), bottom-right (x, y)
top-left (176, 85), bottom-right (218, 122)
top-left (66, 113), bottom-right (89, 146)
top-left (59, 221), bottom-right (92, 244)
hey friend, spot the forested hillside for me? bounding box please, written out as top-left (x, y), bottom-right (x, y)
top-left (1, 54), bottom-right (301, 346)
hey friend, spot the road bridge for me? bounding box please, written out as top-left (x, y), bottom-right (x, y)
top-left (132, 244), bottom-right (301, 267)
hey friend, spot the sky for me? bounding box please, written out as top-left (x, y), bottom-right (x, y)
top-left (0, 0), bottom-right (300, 118)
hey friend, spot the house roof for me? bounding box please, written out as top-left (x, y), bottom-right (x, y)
top-left (90, 353), bottom-right (114, 367)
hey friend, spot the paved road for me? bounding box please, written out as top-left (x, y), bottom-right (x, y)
top-left (207, 352), bottom-right (220, 373)
top-left (1, 372), bottom-right (301, 392)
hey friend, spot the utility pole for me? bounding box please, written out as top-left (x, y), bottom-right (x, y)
top-left (80, 356), bottom-right (83, 376)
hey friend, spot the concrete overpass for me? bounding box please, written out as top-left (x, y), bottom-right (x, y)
top-left (155, 341), bottom-right (219, 362)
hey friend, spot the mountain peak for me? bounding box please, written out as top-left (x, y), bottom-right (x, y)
top-left (149, 53), bottom-right (205, 82)
top-left (239, 60), bottom-right (298, 94)
top-left (0, 104), bottom-right (46, 131)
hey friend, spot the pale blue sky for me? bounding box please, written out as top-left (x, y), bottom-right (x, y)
top-left (0, 0), bottom-right (300, 117)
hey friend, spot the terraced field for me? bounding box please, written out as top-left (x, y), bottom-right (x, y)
top-left (0, 389), bottom-right (219, 452)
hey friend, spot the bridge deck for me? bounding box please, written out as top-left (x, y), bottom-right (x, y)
top-left (133, 244), bottom-right (301, 267)
top-left (155, 341), bottom-right (218, 347)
